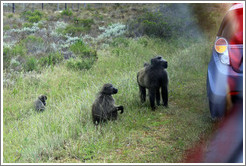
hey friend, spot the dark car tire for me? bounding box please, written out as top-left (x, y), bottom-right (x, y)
top-left (209, 100), bottom-right (225, 119)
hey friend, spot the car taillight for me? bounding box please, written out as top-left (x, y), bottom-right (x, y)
top-left (214, 37), bottom-right (230, 65)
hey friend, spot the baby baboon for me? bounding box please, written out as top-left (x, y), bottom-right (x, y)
top-left (137, 56), bottom-right (168, 110)
top-left (34, 95), bottom-right (47, 111)
top-left (92, 83), bottom-right (124, 125)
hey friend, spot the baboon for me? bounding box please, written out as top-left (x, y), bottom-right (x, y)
top-left (92, 83), bottom-right (124, 125)
top-left (137, 56), bottom-right (168, 110)
top-left (34, 95), bottom-right (47, 111)
top-left (144, 62), bottom-right (150, 67)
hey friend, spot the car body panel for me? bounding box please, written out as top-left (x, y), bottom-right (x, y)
top-left (206, 3), bottom-right (243, 118)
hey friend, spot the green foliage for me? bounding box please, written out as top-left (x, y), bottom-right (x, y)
top-left (62, 18), bottom-right (94, 35)
top-left (70, 40), bottom-right (96, 58)
top-left (63, 25), bottom-right (86, 36)
top-left (38, 22), bottom-right (44, 29)
top-left (67, 40), bottom-right (97, 70)
top-left (23, 35), bottom-right (43, 44)
top-left (111, 37), bottom-right (130, 47)
top-left (128, 4), bottom-right (199, 39)
top-left (21, 10), bottom-right (43, 23)
top-left (23, 22), bottom-right (33, 28)
top-left (11, 44), bottom-right (27, 57)
top-left (128, 11), bottom-right (171, 38)
top-left (3, 25), bottom-right (10, 31)
top-left (66, 56), bottom-right (96, 70)
top-left (39, 52), bottom-right (63, 67)
top-left (61, 9), bottom-right (73, 17)
top-left (7, 13), bottom-right (13, 18)
top-left (28, 15), bottom-right (41, 23)
top-left (21, 35), bottom-right (44, 54)
top-left (3, 47), bottom-right (12, 69)
top-left (74, 17), bottom-right (94, 29)
top-left (24, 56), bottom-right (38, 71)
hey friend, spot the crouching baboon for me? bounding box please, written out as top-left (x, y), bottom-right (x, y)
top-left (92, 83), bottom-right (124, 125)
top-left (34, 95), bottom-right (47, 111)
top-left (137, 56), bottom-right (168, 110)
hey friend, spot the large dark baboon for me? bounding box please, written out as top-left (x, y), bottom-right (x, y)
top-left (137, 56), bottom-right (168, 110)
top-left (92, 83), bottom-right (124, 125)
top-left (34, 95), bottom-right (47, 111)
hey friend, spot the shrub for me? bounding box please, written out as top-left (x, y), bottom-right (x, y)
top-left (69, 40), bottom-right (96, 58)
top-left (98, 23), bottom-right (126, 40)
top-left (111, 37), bottom-right (130, 47)
top-left (21, 10), bottom-right (43, 23)
top-left (7, 13), bottom-right (13, 18)
top-left (67, 40), bottom-right (97, 70)
top-left (23, 35), bottom-right (43, 43)
top-left (63, 25), bottom-right (85, 36)
top-left (39, 52), bottom-right (63, 67)
top-left (22, 35), bottom-right (44, 54)
top-left (61, 9), bottom-right (73, 17)
top-left (24, 57), bottom-right (38, 71)
top-left (11, 44), bottom-right (27, 57)
top-left (127, 4), bottom-right (199, 39)
top-left (3, 25), bottom-right (10, 31)
top-left (73, 18), bottom-right (94, 29)
top-left (28, 15), bottom-right (41, 23)
top-left (23, 22), bottom-right (33, 28)
top-left (128, 11), bottom-right (171, 38)
top-left (66, 56), bottom-right (96, 70)
top-left (3, 47), bottom-right (12, 69)
top-left (10, 58), bottom-right (21, 71)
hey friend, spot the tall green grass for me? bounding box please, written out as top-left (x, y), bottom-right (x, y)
top-left (3, 36), bottom-right (214, 163)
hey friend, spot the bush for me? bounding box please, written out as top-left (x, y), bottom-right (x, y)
top-left (70, 40), bottom-right (96, 58)
top-left (3, 47), bottom-right (12, 69)
top-left (73, 18), bottom-right (94, 29)
top-left (3, 44), bottom-right (27, 70)
top-left (24, 57), bottom-right (38, 71)
top-left (23, 35), bottom-right (43, 43)
top-left (22, 35), bottom-right (44, 54)
top-left (127, 4), bottom-right (199, 39)
top-left (7, 14), bottom-right (13, 18)
top-left (66, 56), bottom-right (96, 70)
top-left (21, 10), bottom-right (43, 23)
top-left (61, 9), bottom-right (73, 17)
top-left (23, 22), bottom-right (33, 28)
top-left (11, 44), bottom-right (27, 57)
top-left (63, 25), bottom-right (86, 36)
top-left (3, 25), bottom-right (10, 31)
top-left (111, 37), bottom-right (130, 47)
top-left (98, 23), bottom-right (126, 40)
top-left (128, 11), bottom-right (171, 38)
top-left (28, 15), bottom-right (41, 23)
top-left (39, 52), bottom-right (63, 67)
top-left (67, 40), bottom-right (97, 70)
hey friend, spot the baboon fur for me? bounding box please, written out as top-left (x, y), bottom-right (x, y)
top-left (137, 56), bottom-right (168, 110)
top-left (34, 95), bottom-right (47, 111)
top-left (92, 83), bottom-right (124, 125)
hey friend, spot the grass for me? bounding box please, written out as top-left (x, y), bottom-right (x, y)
top-left (3, 36), bottom-right (215, 163)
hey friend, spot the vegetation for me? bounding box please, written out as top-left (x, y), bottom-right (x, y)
top-left (60, 9), bottom-right (73, 17)
top-left (21, 10), bottom-right (44, 23)
top-left (3, 3), bottom-right (230, 163)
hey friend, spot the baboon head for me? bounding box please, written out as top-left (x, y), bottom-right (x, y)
top-left (151, 56), bottom-right (168, 69)
top-left (38, 95), bottom-right (47, 106)
top-left (101, 83), bottom-right (118, 95)
top-left (144, 62), bottom-right (150, 67)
